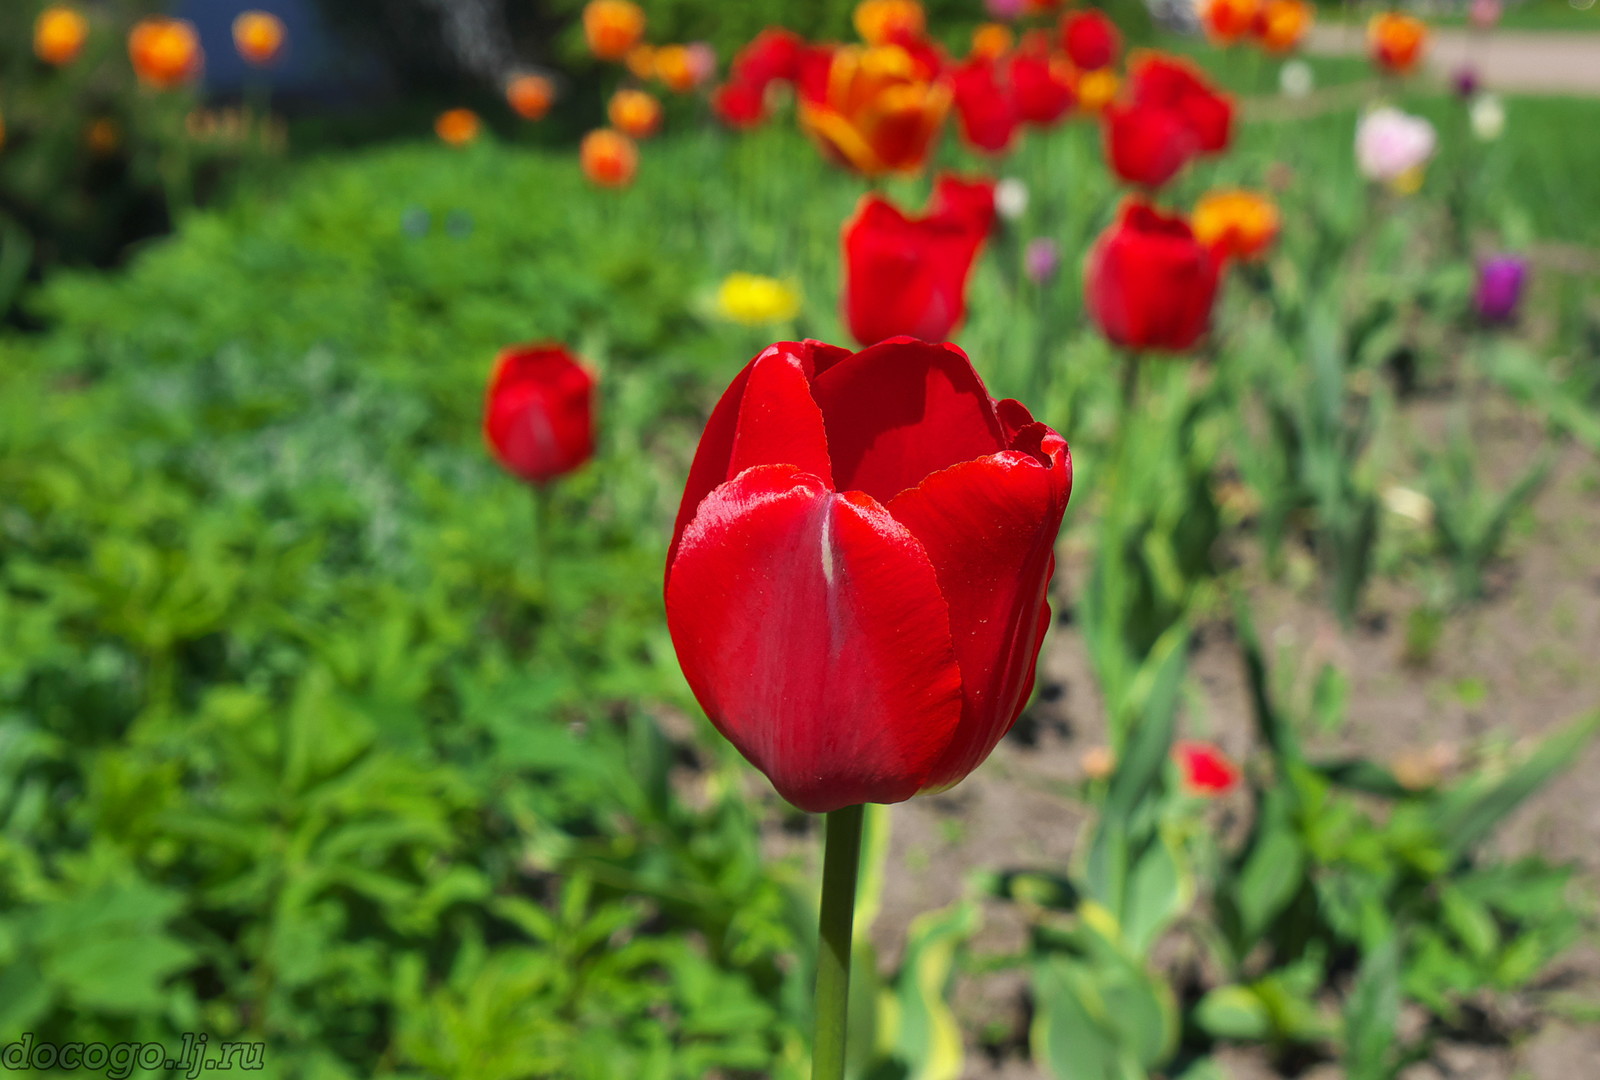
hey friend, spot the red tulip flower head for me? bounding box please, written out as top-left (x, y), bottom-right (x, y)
top-left (842, 175), bottom-right (995, 346)
top-left (666, 338), bottom-right (1072, 812)
top-left (1130, 52), bottom-right (1233, 154)
top-left (1085, 200), bottom-right (1221, 352)
top-left (732, 27), bottom-right (807, 89)
top-left (798, 42), bottom-right (951, 177)
top-left (1102, 100), bottom-right (1200, 188)
top-left (1060, 9), bottom-right (1121, 71)
top-left (952, 56), bottom-right (1020, 155)
top-left (713, 80), bottom-right (769, 128)
top-left (1174, 740), bottom-right (1240, 795)
top-left (484, 345), bottom-right (597, 484)
top-left (1010, 41), bottom-right (1078, 126)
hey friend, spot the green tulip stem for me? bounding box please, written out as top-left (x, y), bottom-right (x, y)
top-left (812, 803), bottom-right (865, 1080)
top-left (531, 483), bottom-right (552, 605)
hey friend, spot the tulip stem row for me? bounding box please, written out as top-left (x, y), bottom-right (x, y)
top-left (812, 803), bottom-right (865, 1080)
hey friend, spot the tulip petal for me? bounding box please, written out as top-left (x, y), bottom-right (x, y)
top-left (887, 425), bottom-right (1071, 790)
top-left (810, 339), bottom-right (1007, 504)
top-left (666, 464), bottom-right (965, 812)
top-left (668, 341), bottom-right (848, 573)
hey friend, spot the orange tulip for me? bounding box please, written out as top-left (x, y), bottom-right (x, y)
top-left (1254, 0), bottom-right (1313, 52)
top-left (583, 0), bottom-right (646, 62)
top-left (1192, 189), bottom-right (1280, 261)
top-left (608, 88), bottom-right (662, 139)
top-left (1201, 0), bottom-right (1260, 45)
top-left (654, 44), bottom-right (700, 93)
top-left (435, 108), bottom-right (481, 146)
top-left (507, 73), bottom-right (555, 120)
top-left (233, 10), bottom-right (286, 66)
top-left (35, 7), bottom-right (89, 66)
top-left (853, 0), bottom-right (926, 46)
top-left (580, 128), bottom-right (639, 188)
top-left (1076, 68), bottom-right (1120, 113)
top-left (1368, 12), bottom-right (1427, 74)
top-left (971, 23), bottom-right (1015, 61)
top-left (797, 44), bottom-right (951, 177)
top-left (129, 17), bottom-right (203, 89)
top-left (624, 44), bottom-right (656, 80)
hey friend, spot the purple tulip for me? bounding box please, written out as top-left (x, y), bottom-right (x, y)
top-left (1453, 66), bottom-right (1480, 99)
top-left (1026, 237), bottom-right (1061, 284)
top-left (1474, 255), bottom-right (1528, 324)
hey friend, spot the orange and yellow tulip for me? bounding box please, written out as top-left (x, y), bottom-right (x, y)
top-left (1254, 0), bottom-right (1313, 53)
top-left (129, 17), bottom-right (203, 89)
top-left (853, 0), bottom-right (926, 46)
top-left (580, 128), bottom-right (639, 188)
top-left (233, 11), bottom-right (286, 67)
top-left (583, 0), bottom-right (646, 62)
top-left (507, 73), bottom-right (555, 120)
top-left (1368, 12), bottom-right (1428, 74)
top-left (35, 7), bottom-right (89, 66)
top-left (608, 88), bottom-right (662, 139)
top-left (435, 108), bottom-right (481, 146)
top-left (970, 23), bottom-right (1014, 61)
top-left (1192, 189), bottom-right (1280, 261)
top-left (654, 44), bottom-right (701, 93)
top-left (797, 44), bottom-right (950, 177)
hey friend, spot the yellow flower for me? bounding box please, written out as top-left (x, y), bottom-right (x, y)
top-left (715, 274), bottom-right (801, 325)
top-left (1390, 164), bottom-right (1425, 195)
top-left (35, 7), bottom-right (90, 66)
top-left (1077, 69), bottom-right (1120, 113)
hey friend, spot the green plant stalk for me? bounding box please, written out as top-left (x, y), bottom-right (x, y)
top-left (813, 803), bottom-right (864, 1080)
top-left (532, 483), bottom-right (553, 603)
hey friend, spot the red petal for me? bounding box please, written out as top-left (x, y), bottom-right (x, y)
top-left (668, 341), bottom-right (849, 574)
top-left (666, 465), bottom-right (965, 811)
top-left (887, 428), bottom-right (1070, 790)
top-left (809, 338), bottom-right (1006, 504)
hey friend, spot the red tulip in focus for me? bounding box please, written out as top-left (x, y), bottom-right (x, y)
top-left (1060, 9), bottom-right (1121, 71)
top-left (713, 81), bottom-right (768, 128)
top-left (1130, 52), bottom-right (1233, 154)
top-left (1085, 199), bottom-right (1221, 352)
top-left (1201, 0), bottom-right (1260, 45)
top-left (665, 338), bottom-right (1072, 812)
top-left (484, 345), bottom-right (597, 485)
top-left (797, 43), bottom-right (950, 177)
top-left (1174, 740), bottom-right (1240, 795)
top-left (1010, 38), bottom-right (1077, 125)
top-left (842, 176), bottom-right (995, 346)
top-left (952, 57), bottom-right (1019, 155)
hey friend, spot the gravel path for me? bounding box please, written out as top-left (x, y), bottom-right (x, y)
top-left (1305, 25), bottom-right (1600, 94)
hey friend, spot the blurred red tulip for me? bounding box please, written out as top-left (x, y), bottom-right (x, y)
top-left (484, 345), bottom-right (597, 485)
top-left (1010, 42), bottom-right (1077, 125)
top-left (971, 22), bottom-right (1015, 60)
top-left (1102, 100), bottom-right (1199, 187)
top-left (507, 73), bottom-right (555, 120)
top-left (1175, 740), bottom-right (1240, 795)
top-left (435, 108), bottom-right (481, 146)
top-left (1200, 0), bottom-right (1260, 45)
top-left (1085, 199), bottom-right (1221, 352)
top-left (1060, 9), bottom-right (1121, 71)
top-left (952, 56), bottom-right (1020, 155)
top-left (732, 27), bottom-right (807, 89)
top-left (665, 338), bottom-right (1071, 812)
top-left (580, 128), bottom-right (639, 187)
top-left (608, 88), bottom-right (663, 139)
top-left (842, 176), bottom-right (994, 346)
top-left (1129, 52), bottom-right (1233, 153)
top-left (713, 80), bottom-right (769, 128)
top-left (854, 0), bottom-right (927, 46)
top-left (798, 43), bottom-right (950, 176)
top-left (1368, 12), bottom-right (1428, 74)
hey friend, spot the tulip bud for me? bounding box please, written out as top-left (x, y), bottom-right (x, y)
top-left (1174, 740), bottom-right (1239, 795)
top-left (1474, 254), bottom-right (1528, 323)
top-left (1453, 65), bottom-right (1481, 99)
top-left (1025, 238), bottom-right (1061, 284)
top-left (995, 177), bottom-right (1030, 221)
top-left (483, 345), bottom-right (597, 485)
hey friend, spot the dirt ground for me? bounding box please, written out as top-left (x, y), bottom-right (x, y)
top-left (856, 388), bottom-right (1600, 1078)
top-left (1305, 25), bottom-right (1600, 96)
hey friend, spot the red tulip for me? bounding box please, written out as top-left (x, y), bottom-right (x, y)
top-left (1174, 740), bottom-right (1239, 795)
top-left (732, 26), bottom-right (806, 89)
top-left (1085, 200), bottom-right (1221, 352)
top-left (665, 338), bottom-right (1072, 812)
top-left (951, 56), bottom-right (1020, 155)
top-left (842, 176), bottom-right (994, 346)
top-left (1060, 9), bottom-right (1121, 71)
top-left (1102, 100), bottom-right (1199, 188)
top-left (483, 345), bottom-right (597, 484)
top-left (1129, 52), bottom-right (1233, 154)
top-left (713, 80), bottom-right (768, 128)
top-left (1010, 46), bottom-right (1077, 126)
